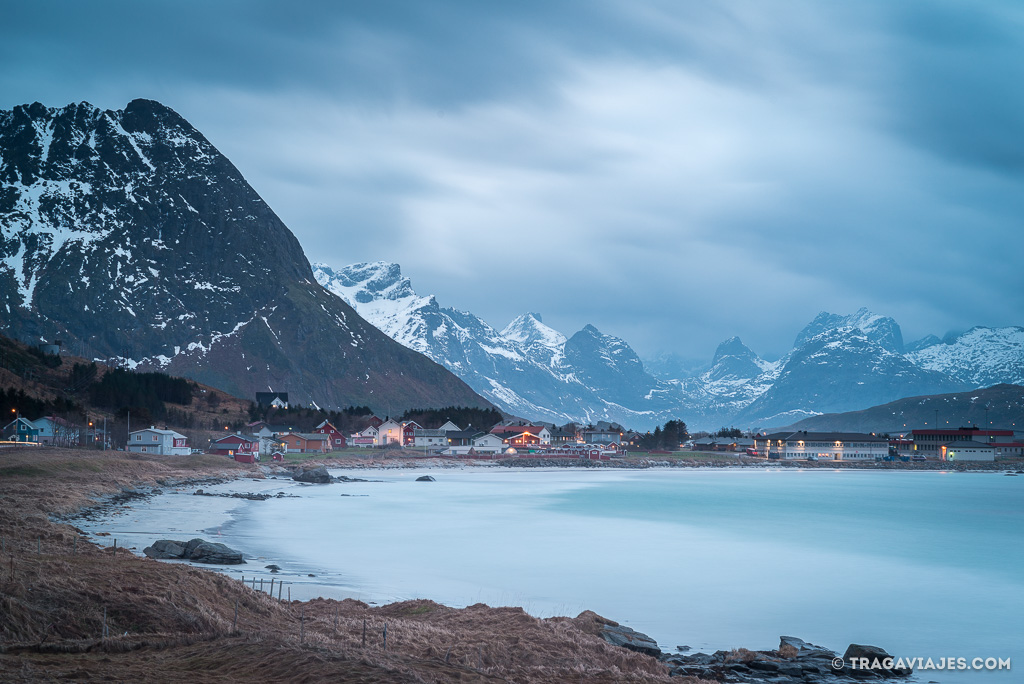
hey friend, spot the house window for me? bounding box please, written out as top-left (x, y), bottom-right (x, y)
top-left (152, 435), bottom-right (158, 441)
top-left (141, 447), bottom-right (147, 452)
top-left (136, 435), bottom-right (141, 441)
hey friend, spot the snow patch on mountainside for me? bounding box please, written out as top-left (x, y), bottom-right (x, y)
top-left (907, 326), bottom-right (1024, 387)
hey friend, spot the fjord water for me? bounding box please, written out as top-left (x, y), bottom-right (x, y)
top-left (93, 468), bottom-right (1022, 683)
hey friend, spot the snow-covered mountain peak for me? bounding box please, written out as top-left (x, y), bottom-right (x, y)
top-left (502, 312), bottom-right (567, 351)
top-left (795, 308), bottom-right (904, 352)
top-left (707, 336), bottom-right (768, 382)
top-left (313, 261), bottom-right (417, 304)
top-left (906, 326), bottom-right (1024, 387)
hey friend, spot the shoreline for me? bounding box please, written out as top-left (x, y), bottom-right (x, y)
top-left (268, 452), bottom-right (1024, 477)
top-left (1, 448), bottom-right (977, 682)
top-left (0, 448), bottom-right (681, 682)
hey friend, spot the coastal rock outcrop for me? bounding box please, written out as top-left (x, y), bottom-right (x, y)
top-left (292, 466), bottom-right (333, 484)
top-left (571, 611), bottom-right (661, 658)
top-left (143, 538), bottom-right (245, 565)
top-left (599, 623), bottom-right (661, 657)
top-left (415, 475), bottom-right (436, 482)
top-left (660, 636), bottom-right (913, 683)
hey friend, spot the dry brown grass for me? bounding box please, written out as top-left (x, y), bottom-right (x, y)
top-left (778, 643), bottom-right (798, 659)
top-left (0, 448), bottom-right (676, 683)
top-left (724, 647), bottom-right (765, 663)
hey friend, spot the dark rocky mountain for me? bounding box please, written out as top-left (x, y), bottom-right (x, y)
top-left (0, 99), bottom-right (490, 412)
top-left (779, 384), bottom-right (1024, 434)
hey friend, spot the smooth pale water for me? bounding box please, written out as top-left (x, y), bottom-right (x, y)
top-left (82, 468), bottom-right (1023, 683)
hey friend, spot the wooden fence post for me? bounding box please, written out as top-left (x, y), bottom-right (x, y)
top-left (383, 622), bottom-right (387, 651)
top-left (300, 607), bottom-right (304, 643)
top-left (233, 600), bottom-right (238, 633)
top-left (362, 618), bottom-right (366, 647)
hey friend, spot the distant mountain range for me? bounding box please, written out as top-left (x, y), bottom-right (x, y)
top-left (315, 262), bottom-right (1024, 431)
top-left (0, 100), bottom-right (490, 413)
top-left (3, 98), bottom-right (1019, 431)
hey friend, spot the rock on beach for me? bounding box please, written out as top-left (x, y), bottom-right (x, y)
top-left (143, 538), bottom-right (245, 564)
top-left (292, 466), bottom-right (333, 483)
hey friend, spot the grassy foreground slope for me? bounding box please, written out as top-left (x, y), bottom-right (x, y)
top-left (0, 448), bottom-right (690, 683)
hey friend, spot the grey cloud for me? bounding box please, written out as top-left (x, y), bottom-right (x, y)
top-left (1, 1), bottom-right (1022, 361)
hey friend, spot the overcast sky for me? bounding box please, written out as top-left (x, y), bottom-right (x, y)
top-left (3, 1), bottom-right (1023, 364)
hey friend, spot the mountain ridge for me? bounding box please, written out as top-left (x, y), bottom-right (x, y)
top-left (0, 99), bottom-right (491, 414)
top-left (313, 260), bottom-right (1023, 431)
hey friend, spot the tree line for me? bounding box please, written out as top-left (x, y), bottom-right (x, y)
top-left (89, 367), bottom-right (194, 419)
top-left (637, 419), bottom-right (690, 451)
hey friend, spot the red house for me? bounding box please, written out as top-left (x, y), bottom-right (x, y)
top-left (402, 421), bottom-right (421, 446)
top-left (210, 434), bottom-right (259, 463)
top-left (314, 420), bottom-right (347, 450)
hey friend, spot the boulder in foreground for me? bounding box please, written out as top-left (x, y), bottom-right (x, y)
top-left (144, 537), bottom-right (245, 564)
top-left (293, 466), bottom-right (333, 483)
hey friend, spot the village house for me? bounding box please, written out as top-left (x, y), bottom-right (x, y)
top-left (550, 426), bottom-right (577, 444)
top-left (444, 429), bottom-right (484, 448)
top-left (691, 437), bottom-right (755, 452)
top-left (582, 429), bottom-right (620, 444)
top-left (503, 431), bottom-right (542, 448)
top-left (256, 435), bottom-right (285, 456)
top-left (490, 424), bottom-right (551, 444)
top-left (2, 417), bottom-right (40, 443)
top-left (209, 434), bottom-right (259, 463)
top-left (375, 419), bottom-right (404, 447)
top-left (350, 424), bottom-right (378, 448)
top-left (402, 421), bottom-right (421, 446)
top-left (28, 416), bottom-right (80, 446)
top-left (437, 420), bottom-right (461, 433)
top-left (753, 431), bottom-right (889, 461)
top-left (248, 421), bottom-right (298, 439)
top-left (278, 432), bottom-right (329, 454)
top-left (413, 428), bottom-right (448, 449)
top-left (472, 433), bottom-right (506, 453)
top-left (314, 420), bottom-right (347, 449)
top-left (255, 392), bottom-right (289, 409)
top-left (446, 432), bottom-right (506, 456)
top-left (127, 427), bottom-right (190, 456)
